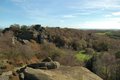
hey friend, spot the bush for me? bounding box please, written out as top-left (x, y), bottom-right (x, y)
top-left (71, 39), bottom-right (87, 50)
top-left (93, 52), bottom-right (117, 80)
top-left (39, 42), bottom-right (65, 60)
top-left (59, 53), bottom-right (81, 66)
top-left (75, 51), bottom-right (92, 62)
top-left (85, 48), bottom-right (95, 55)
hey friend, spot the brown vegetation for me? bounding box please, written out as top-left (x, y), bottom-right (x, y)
top-left (0, 24), bottom-right (120, 80)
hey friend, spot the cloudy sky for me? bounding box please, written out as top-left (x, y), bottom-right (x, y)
top-left (1, 0), bottom-right (120, 29)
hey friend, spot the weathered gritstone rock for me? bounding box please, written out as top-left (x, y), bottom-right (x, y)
top-left (24, 67), bottom-right (75, 80)
top-left (1, 71), bottom-right (12, 76)
top-left (27, 61), bottom-right (60, 69)
top-left (0, 70), bottom-right (20, 80)
top-left (0, 76), bottom-right (9, 80)
top-left (22, 66), bottom-right (103, 80)
top-left (0, 66), bottom-right (102, 80)
top-left (0, 71), bottom-right (12, 80)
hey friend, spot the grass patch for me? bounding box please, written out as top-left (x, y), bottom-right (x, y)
top-left (96, 31), bottom-right (112, 36)
top-left (96, 32), bottom-right (106, 35)
top-left (75, 51), bottom-right (92, 62)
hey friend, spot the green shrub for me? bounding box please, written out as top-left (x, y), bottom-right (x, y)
top-left (75, 51), bottom-right (92, 62)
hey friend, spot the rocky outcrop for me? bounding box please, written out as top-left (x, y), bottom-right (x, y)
top-left (0, 58), bottom-right (103, 80)
top-left (20, 66), bottom-right (103, 80)
top-left (0, 70), bottom-right (20, 80)
top-left (27, 61), bottom-right (60, 69)
top-left (0, 66), bottom-right (103, 80)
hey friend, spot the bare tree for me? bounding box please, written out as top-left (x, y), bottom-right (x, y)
top-left (94, 52), bottom-right (116, 80)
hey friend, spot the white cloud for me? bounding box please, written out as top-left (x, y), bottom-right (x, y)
top-left (104, 14), bottom-right (112, 17)
top-left (10, 0), bottom-right (63, 20)
top-left (10, 0), bottom-right (120, 29)
top-left (11, 0), bottom-right (27, 3)
top-left (112, 12), bottom-right (120, 16)
top-left (11, 0), bottom-right (49, 20)
top-left (69, 0), bottom-right (120, 10)
top-left (60, 20), bottom-right (64, 23)
top-left (62, 12), bottom-right (92, 19)
top-left (63, 15), bottom-right (76, 18)
top-left (79, 18), bottom-right (120, 29)
top-left (104, 12), bottom-right (120, 18)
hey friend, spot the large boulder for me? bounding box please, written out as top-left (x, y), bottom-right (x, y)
top-left (21, 66), bottom-right (103, 80)
top-left (0, 70), bottom-right (19, 80)
top-left (27, 61), bottom-right (60, 69)
top-left (23, 67), bottom-right (75, 80)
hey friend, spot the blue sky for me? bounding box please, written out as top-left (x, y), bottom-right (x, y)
top-left (1, 0), bottom-right (120, 29)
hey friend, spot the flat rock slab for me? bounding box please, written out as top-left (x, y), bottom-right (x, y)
top-left (24, 66), bottom-right (103, 80)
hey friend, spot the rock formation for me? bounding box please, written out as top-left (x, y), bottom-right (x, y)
top-left (27, 57), bottom-right (60, 69)
top-left (22, 66), bottom-right (103, 80)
